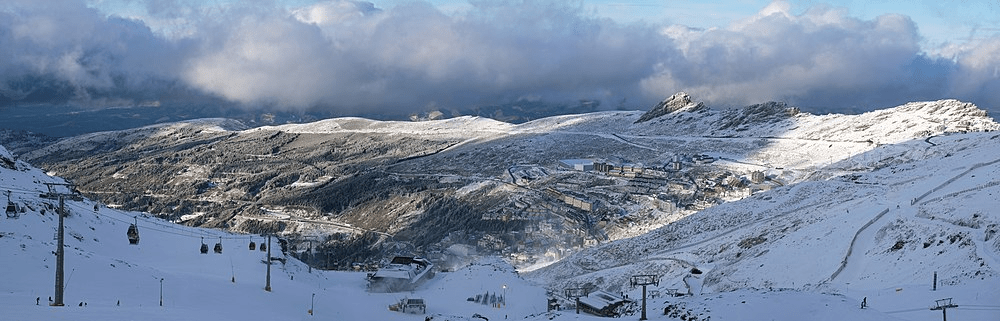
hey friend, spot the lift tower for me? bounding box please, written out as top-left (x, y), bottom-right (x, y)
top-left (930, 298), bottom-right (958, 321)
top-left (630, 275), bottom-right (659, 321)
top-left (41, 183), bottom-right (81, 307)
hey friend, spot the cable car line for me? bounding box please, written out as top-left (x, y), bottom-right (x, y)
top-left (61, 201), bottom-right (253, 241)
top-left (3, 183), bottom-right (275, 258)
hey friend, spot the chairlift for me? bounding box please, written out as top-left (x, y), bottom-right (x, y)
top-left (249, 237), bottom-right (256, 251)
top-left (214, 237), bottom-right (223, 254)
top-left (6, 190), bottom-right (18, 218)
top-left (200, 237), bottom-right (209, 254)
top-left (5, 203), bottom-right (16, 218)
top-left (259, 242), bottom-right (267, 252)
top-left (127, 217), bottom-right (140, 245)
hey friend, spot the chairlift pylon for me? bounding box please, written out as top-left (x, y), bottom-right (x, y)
top-left (127, 216), bottom-right (139, 245)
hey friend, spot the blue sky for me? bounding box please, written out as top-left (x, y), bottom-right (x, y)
top-left (86, 0), bottom-right (1000, 54)
top-left (370, 0), bottom-right (1000, 50)
top-left (4, 0), bottom-right (1000, 115)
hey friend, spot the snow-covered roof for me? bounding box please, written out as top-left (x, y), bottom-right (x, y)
top-left (577, 290), bottom-right (625, 309)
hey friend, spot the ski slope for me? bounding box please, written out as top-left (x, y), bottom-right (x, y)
top-left (526, 131), bottom-right (1000, 320)
top-left (0, 151), bottom-right (548, 321)
top-left (4, 96), bottom-right (1000, 320)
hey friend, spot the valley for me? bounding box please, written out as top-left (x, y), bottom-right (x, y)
top-left (12, 95), bottom-right (999, 274)
top-left (1, 95), bottom-right (999, 320)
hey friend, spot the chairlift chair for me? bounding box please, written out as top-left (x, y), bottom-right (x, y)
top-left (200, 237), bottom-right (209, 254)
top-left (259, 242), bottom-right (267, 252)
top-left (5, 202), bottom-right (16, 218)
top-left (5, 190), bottom-right (18, 218)
top-left (249, 237), bottom-right (256, 251)
top-left (214, 237), bottom-right (223, 254)
top-left (127, 217), bottom-right (140, 245)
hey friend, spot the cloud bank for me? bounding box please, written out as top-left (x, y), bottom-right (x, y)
top-left (1, 0), bottom-right (999, 115)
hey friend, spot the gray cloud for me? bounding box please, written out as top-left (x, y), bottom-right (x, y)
top-left (1, 0), bottom-right (999, 115)
top-left (641, 2), bottom-right (1000, 112)
top-left (0, 0), bottom-right (192, 105)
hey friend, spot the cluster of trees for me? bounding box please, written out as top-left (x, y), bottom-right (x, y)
top-left (395, 190), bottom-right (524, 250)
top-left (291, 232), bottom-right (385, 270)
top-left (236, 218), bottom-right (287, 235)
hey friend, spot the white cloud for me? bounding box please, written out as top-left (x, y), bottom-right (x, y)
top-left (948, 36), bottom-right (1000, 108)
top-left (642, 3), bottom-right (973, 110)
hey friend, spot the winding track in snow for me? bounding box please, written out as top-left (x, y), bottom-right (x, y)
top-left (828, 207), bottom-right (891, 282)
top-left (830, 153), bottom-right (1000, 283)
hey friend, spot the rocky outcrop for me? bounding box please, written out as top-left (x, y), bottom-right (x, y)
top-left (635, 92), bottom-right (706, 123)
top-left (0, 145), bottom-right (15, 169)
top-left (715, 101), bottom-right (801, 131)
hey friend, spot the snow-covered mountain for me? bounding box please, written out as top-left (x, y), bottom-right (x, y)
top-left (3, 95), bottom-right (1000, 320)
top-left (17, 95), bottom-right (999, 269)
top-left (0, 143), bottom-right (550, 321)
top-left (527, 129), bottom-right (1000, 284)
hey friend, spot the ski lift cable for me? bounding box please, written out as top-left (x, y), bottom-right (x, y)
top-left (64, 202), bottom-right (205, 235)
top-left (7, 183), bottom-right (293, 251)
top-left (0, 184), bottom-right (259, 241)
top-left (961, 304), bottom-right (1000, 308)
top-left (63, 201), bottom-right (252, 240)
top-left (0, 185), bottom-right (54, 196)
top-left (66, 201), bottom-right (218, 237)
top-left (883, 307), bottom-right (932, 314)
top-left (0, 183), bottom-right (84, 195)
top-left (59, 197), bottom-right (222, 236)
top-left (59, 203), bottom-right (210, 237)
top-left (62, 198), bottom-right (253, 241)
top-left (8, 179), bottom-right (360, 236)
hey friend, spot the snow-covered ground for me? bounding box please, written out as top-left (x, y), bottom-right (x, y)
top-left (526, 131), bottom-right (1000, 320)
top-left (1, 151), bottom-right (549, 321)
top-left (3, 97), bottom-right (1000, 320)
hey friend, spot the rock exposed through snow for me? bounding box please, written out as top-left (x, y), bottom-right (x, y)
top-left (635, 92), bottom-right (706, 123)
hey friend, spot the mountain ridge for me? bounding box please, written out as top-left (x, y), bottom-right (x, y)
top-left (13, 95), bottom-right (1000, 272)
top-left (2, 94), bottom-right (1000, 320)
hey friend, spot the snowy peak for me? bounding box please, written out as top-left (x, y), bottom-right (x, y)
top-left (880, 99), bottom-right (997, 132)
top-left (635, 92), bottom-right (706, 123)
top-left (715, 101), bottom-right (801, 131)
top-left (782, 99), bottom-right (1000, 146)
